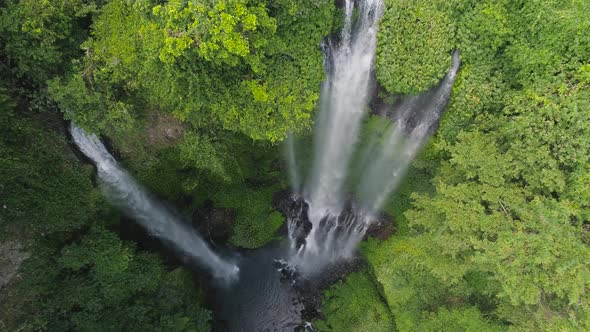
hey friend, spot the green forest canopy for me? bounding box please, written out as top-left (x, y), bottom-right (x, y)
top-left (0, 0), bottom-right (588, 331)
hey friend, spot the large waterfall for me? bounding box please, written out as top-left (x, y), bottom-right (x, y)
top-left (70, 125), bottom-right (239, 283)
top-left (288, 0), bottom-right (460, 274)
top-left (307, 0), bottom-right (384, 214)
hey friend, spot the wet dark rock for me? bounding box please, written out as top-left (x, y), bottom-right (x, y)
top-left (368, 78), bottom-right (402, 116)
top-left (273, 190), bottom-right (313, 248)
top-left (370, 50), bottom-right (461, 138)
top-left (197, 201), bottom-right (237, 246)
top-left (187, 192), bottom-right (392, 332)
top-left (272, 188), bottom-right (293, 216)
top-left (273, 189), bottom-right (396, 246)
top-left (273, 252), bottom-right (367, 328)
top-left (271, 194), bottom-right (395, 325)
top-left (365, 212), bottom-right (395, 240)
top-left (289, 198), bottom-right (313, 250)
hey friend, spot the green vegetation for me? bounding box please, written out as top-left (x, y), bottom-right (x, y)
top-left (376, 0), bottom-right (455, 94)
top-left (210, 184), bottom-right (284, 248)
top-left (48, 0), bottom-right (334, 142)
top-left (0, 0), bottom-right (98, 83)
top-left (0, 1), bottom-right (334, 329)
top-left (1, 0), bottom-right (589, 331)
top-left (43, 0), bottom-right (334, 249)
top-left (15, 227), bottom-right (210, 331)
top-left (366, 0), bottom-right (590, 331)
top-left (314, 269), bottom-right (395, 332)
top-left (0, 95), bottom-right (98, 242)
top-left (0, 91), bottom-right (211, 330)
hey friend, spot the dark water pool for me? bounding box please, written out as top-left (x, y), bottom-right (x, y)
top-left (209, 241), bottom-right (309, 332)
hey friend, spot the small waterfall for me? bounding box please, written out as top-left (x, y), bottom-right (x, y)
top-left (287, 0), bottom-right (461, 274)
top-left (358, 50), bottom-right (461, 212)
top-left (70, 124), bottom-right (239, 283)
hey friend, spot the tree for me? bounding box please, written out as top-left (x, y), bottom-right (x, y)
top-left (19, 226), bottom-right (211, 331)
top-left (0, 0), bottom-right (99, 83)
top-left (0, 96), bottom-right (98, 242)
top-left (49, 0), bottom-right (334, 142)
top-left (368, 0), bottom-right (590, 330)
top-left (376, 0), bottom-right (455, 94)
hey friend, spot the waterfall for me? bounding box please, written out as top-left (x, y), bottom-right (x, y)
top-left (358, 51), bottom-right (461, 211)
top-left (306, 0), bottom-right (383, 214)
top-left (289, 0), bottom-right (384, 273)
top-left (70, 124), bottom-right (239, 283)
top-left (287, 0), bottom-right (461, 274)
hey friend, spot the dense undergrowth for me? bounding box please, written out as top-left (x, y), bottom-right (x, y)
top-left (1, 0), bottom-right (589, 331)
top-left (314, 269), bottom-right (395, 331)
top-left (0, 96), bottom-right (211, 330)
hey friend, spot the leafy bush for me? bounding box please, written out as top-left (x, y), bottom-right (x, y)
top-left (368, 0), bottom-right (590, 330)
top-left (48, 0), bottom-right (334, 142)
top-left (0, 102), bottom-right (98, 241)
top-left (314, 270), bottom-right (394, 332)
top-left (376, 0), bottom-right (455, 94)
top-left (16, 227), bottom-right (211, 331)
top-left (212, 186), bottom-right (284, 249)
top-left (0, 84), bottom-right (211, 331)
top-left (0, 0), bottom-right (98, 83)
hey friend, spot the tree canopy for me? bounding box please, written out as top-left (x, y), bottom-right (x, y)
top-left (49, 0), bottom-right (334, 142)
top-left (367, 0), bottom-right (590, 330)
top-left (376, 0), bottom-right (455, 94)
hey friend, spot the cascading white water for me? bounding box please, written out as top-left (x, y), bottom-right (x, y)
top-left (307, 0), bottom-right (383, 214)
top-left (290, 0), bottom-right (384, 272)
top-left (288, 0), bottom-right (461, 274)
top-left (358, 51), bottom-right (461, 211)
top-left (70, 124), bottom-right (239, 283)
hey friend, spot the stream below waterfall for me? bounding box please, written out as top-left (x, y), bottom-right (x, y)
top-left (208, 241), bottom-right (305, 331)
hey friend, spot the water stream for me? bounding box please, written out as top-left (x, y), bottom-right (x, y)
top-left (70, 124), bottom-right (239, 283)
top-left (287, 0), bottom-right (461, 274)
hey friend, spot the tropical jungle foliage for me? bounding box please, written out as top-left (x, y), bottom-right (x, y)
top-left (1, 0), bottom-right (588, 331)
top-left (364, 0), bottom-right (590, 331)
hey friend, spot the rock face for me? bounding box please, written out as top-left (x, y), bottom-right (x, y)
top-left (365, 211), bottom-right (396, 240)
top-left (273, 189), bottom-right (396, 250)
top-left (271, 189), bottom-right (293, 216)
top-left (0, 241), bottom-right (29, 291)
top-left (145, 112), bottom-right (184, 148)
top-left (287, 197), bottom-right (313, 250)
top-left (195, 201), bottom-right (237, 246)
top-left (206, 207), bottom-right (237, 244)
